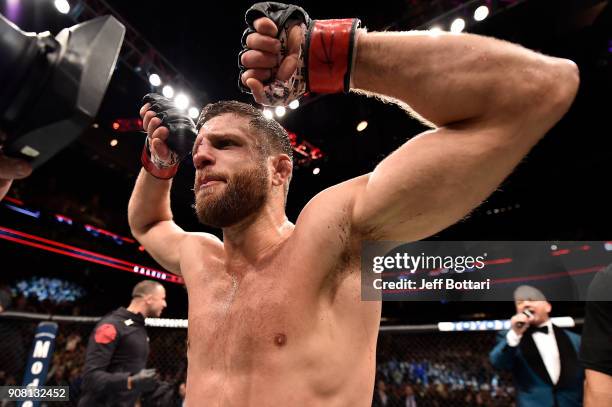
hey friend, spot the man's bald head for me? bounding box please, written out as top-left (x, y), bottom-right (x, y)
top-left (132, 280), bottom-right (163, 298)
top-left (130, 280), bottom-right (167, 318)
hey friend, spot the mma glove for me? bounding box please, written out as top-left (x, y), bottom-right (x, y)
top-left (238, 2), bottom-right (363, 106)
top-left (141, 93), bottom-right (197, 179)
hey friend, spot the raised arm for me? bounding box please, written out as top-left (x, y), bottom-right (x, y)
top-left (240, 8), bottom-right (579, 241)
top-left (128, 168), bottom-right (186, 274)
top-left (127, 98), bottom-right (194, 274)
top-left (348, 31), bottom-right (579, 240)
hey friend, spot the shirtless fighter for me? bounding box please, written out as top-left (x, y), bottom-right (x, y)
top-left (128, 3), bottom-right (579, 405)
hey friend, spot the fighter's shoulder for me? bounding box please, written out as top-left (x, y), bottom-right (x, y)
top-left (180, 231), bottom-right (223, 254)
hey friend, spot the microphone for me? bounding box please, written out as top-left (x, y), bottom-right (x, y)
top-left (516, 309), bottom-right (533, 328)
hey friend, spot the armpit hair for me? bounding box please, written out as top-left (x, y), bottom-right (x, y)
top-left (350, 88), bottom-right (437, 130)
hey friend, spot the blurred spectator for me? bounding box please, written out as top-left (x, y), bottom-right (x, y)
top-left (0, 284), bottom-right (11, 313)
top-left (0, 284), bottom-right (26, 385)
top-left (400, 384), bottom-right (417, 407)
top-left (14, 276), bottom-right (86, 305)
top-left (373, 378), bottom-right (401, 407)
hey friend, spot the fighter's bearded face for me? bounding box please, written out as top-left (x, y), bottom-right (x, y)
top-left (192, 114), bottom-right (270, 228)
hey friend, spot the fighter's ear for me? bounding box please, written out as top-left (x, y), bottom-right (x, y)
top-left (270, 154), bottom-right (292, 187)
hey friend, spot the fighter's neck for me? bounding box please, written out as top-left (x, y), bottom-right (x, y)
top-left (222, 208), bottom-right (294, 266)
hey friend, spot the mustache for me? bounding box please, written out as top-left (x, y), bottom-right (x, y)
top-left (192, 171), bottom-right (228, 191)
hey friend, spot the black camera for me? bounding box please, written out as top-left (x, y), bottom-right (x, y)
top-left (0, 13), bottom-right (125, 168)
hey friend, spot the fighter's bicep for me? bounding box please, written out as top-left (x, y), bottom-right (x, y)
top-left (352, 124), bottom-right (536, 241)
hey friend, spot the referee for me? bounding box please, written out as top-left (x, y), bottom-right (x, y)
top-left (78, 280), bottom-right (167, 407)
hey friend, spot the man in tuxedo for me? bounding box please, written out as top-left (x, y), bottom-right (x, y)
top-left (489, 285), bottom-right (584, 406)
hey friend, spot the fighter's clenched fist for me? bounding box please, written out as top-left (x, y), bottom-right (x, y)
top-left (139, 93), bottom-right (197, 179)
top-left (238, 2), bottom-right (362, 106)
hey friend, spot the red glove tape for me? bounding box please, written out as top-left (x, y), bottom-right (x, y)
top-left (141, 140), bottom-right (179, 180)
top-left (307, 19), bottom-right (360, 94)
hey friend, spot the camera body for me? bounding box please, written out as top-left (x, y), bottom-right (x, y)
top-left (0, 14), bottom-right (125, 168)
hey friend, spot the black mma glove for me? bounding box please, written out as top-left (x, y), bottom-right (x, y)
top-left (141, 93), bottom-right (197, 179)
top-left (128, 368), bottom-right (157, 392)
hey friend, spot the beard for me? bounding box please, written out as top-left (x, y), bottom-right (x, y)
top-left (194, 163), bottom-right (269, 228)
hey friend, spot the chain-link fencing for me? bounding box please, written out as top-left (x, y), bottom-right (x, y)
top-left (0, 312), bottom-right (582, 406)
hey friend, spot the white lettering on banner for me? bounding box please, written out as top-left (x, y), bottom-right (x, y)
top-left (31, 362), bottom-right (43, 375)
top-left (33, 340), bottom-right (51, 358)
top-left (26, 378), bottom-right (40, 387)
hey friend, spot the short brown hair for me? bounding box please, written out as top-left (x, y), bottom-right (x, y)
top-left (197, 101), bottom-right (293, 163)
top-left (132, 280), bottom-right (162, 298)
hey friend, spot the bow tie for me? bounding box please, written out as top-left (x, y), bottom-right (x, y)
top-left (530, 325), bottom-right (550, 335)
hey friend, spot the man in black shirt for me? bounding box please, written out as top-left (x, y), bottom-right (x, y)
top-left (78, 280), bottom-right (167, 407)
top-left (580, 263), bottom-right (612, 407)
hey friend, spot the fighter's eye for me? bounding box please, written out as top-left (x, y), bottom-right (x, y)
top-left (215, 140), bottom-right (234, 149)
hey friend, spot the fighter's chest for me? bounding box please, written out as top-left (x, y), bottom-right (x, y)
top-left (185, 259), bottom-right (311, 346)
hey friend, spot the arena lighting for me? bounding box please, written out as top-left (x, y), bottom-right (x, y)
top-left (288, 100), bottom-right (299, 109)
top-left (54, 214), bottom-right (73, 225)
top-left (148, 73), bottom-right (161, 86)
top-left (285, 130), bottom-right (324, 166)
top-left (162, 85), bottom-right (174, 98)
top-left (54, 0), bottom-right (70, 14)
top-left (4, 194), bottom-right (138, 246)
top-left (174, 93), bottom-right (189, 110)
top-left (262, 108), bottom-right (274, 120)
top-left (275, 106), bottom-right (286, 117)
top-left (188, 107), bottom-right (200, 119)
top-left (356, 120), bottom-right (368, 132)
top-left (489, 266), bottom-right (604, 285)
top-left (313, 167), bottom-right (320, 175)
top-left (110, 118), bottom-right (143, 132)
top-left (110, 139), bottom-right (118, 147)
top-left (437, 316), bottom-right (575, 332)
top-left (428, 26), bottom-right (443, 36)
top-left (450, 18), bottom-right (466, 33)
top-left (474, 5), bottom-right (489, 21)
top-left (0, 226), bottom-right (183, 284)
top-left (2, 196), bottom-right (23, 205)
top-left (84, 224), bottom-right (135, 244)
top-left (4, 204), bottom-right (40, 218)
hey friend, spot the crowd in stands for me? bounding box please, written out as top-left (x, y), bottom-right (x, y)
top-left (14, 277), bottom-right (86, 305)
top-left (374, 332), bottom-right (516, 406)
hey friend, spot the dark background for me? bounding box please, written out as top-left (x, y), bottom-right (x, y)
top-left (0, 0), bottom-right (610, 323)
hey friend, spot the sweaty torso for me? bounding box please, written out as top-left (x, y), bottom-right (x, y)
top-left (179, 199), bottom-right (381, 407)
